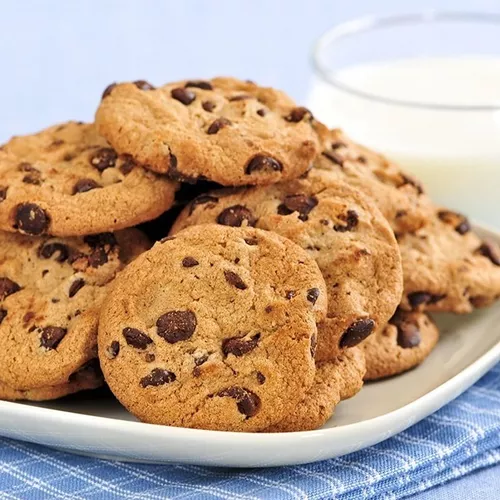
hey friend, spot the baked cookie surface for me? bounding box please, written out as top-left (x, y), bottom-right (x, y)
top-left (95, 77), bottom-right (319, 185)
top-left (0, 122), bottom-right (177, 236)
top-left (0, 228), bottom-right (149, 390)
top-left (98, 224), bottom-right (327, 432)
top-left (313, 127), bottom-right (433, 234)
top-left (0, 359), bottom-right (103, 401)
top-left (362, 309), bottom-right (439, 380)
top-left (398, 209), bottom-right (500, 313)
top-left (265, 347), bottom-right (365, 432)
top-left (171, 169), bottom-right (403, 361)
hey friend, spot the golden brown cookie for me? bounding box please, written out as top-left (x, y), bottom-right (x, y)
top-left (0, 359), bottom-right (103, 401)
top-left (399, 209), bottom-right (500, 313)
top-left (265, 347), bottom-right (365, 432)
top-left (362, 309), bottom-right (439, 380)
top-left (313, 127), bottom-right (432, 234)
top-left (0, 122), bottom-right (177, 237)
top-left (0, 229), bottom-right (149, 390)
top-left (171, 169), bottom-right (403, 361)
top-left (95, 77), bottom-right (319, 185)
top-left (98, 224), bottom-right (327, 432)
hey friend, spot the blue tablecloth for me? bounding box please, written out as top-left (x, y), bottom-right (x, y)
top-left (0, 363), bottom-right (499, 499)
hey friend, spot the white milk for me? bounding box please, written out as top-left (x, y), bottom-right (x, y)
top-left (307, 57), bottom-right (500, 227)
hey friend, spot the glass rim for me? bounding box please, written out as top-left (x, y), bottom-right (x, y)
top-left (312, 10), bottom-right (500, 112)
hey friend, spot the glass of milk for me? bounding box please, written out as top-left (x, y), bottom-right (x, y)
top-left (308, 11), bottom-right (500, 228)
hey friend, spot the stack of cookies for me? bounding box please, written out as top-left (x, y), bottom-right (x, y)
top-left (1, 77), bottom-right (499, 433)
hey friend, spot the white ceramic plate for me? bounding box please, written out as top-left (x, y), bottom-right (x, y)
top-left (0, 226), bottom-right (499, 468)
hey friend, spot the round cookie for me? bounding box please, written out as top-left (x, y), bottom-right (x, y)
top-left (0, 229), bottom-right (149, 390)
top-left (398, 208), bottom-right (500, 313)
top-left (0, 359), bottom-right (103, 401)
top-left (0, 122), bottom-right (177, 237)
top-left (170, 169), bottom-right (403, 361)
top-left (362, 309), bottom-right (439, 380)
top-left (98, 224), bottom-right (327, 432)
top-left (313, 126), bottom-right (433, 234)
top-left (265, 347), bottom-right (365, 432)
top-left (95, 77), bottom-right (319, 186)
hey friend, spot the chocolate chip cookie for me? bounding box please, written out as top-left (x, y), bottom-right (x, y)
top-left (95, 77), bottom-right (319, 186)
top-left (98, 224), bottom-right (327, 431)
top-left (0, 122), bottom-right (177, 237)
top-left (362, 309), bottom-right (439, 380)
top-left (0, 229), bottom-right (149, 390)
top-left (398, 209), bottom-right (500, 313)
top-left (0, 359), bottom-right (103, 401)
top-left (171, 169), bottom-right (403, 361)
top-left (313, 126), bottom-right (432, 234)
top-left (265, 347), bottom-right (365, 432)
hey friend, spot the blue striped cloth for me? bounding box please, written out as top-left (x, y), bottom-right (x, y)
top-left (0, 363), bottom-right (499, 499)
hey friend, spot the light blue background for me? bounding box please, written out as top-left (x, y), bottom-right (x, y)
top-left (0, 1), bottom-right (499, 498)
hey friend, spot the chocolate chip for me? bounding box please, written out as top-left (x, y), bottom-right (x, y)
top-left (245, 155), bottom-right (283, 175)
top-left (285, 107), bottom-right (312, 123)
top-left (207, 117), bottom-right (232, 135)
top-left (331, 141), bottom-right (346, 150)
top-left (102, 82), bottom-right (117, 99)
top-left (399, 174), bottom-right (424, 195)
top-left (390, 312), bottom-right (421, 348)
top-left (407, 292), bottom-right (446, 308)
top-left (306, 288), bottom-right (320, 305)
top-left (166, 153), bottom-right (198, 183)
top-left (119, 155), bottom-right (136, 175)
top-left (224, 270), bottom-right (247, 290)
top-left (256, 372), bottom-right (266, 384)
top-left (171, 87), bottom-right (196, 105)
top-left (84, 233), bottom-right (117, 249)
top-left (0, 309), bottom-right (6, 325)
top-left (437, 210), bottom-right (471, 235)
top-left (156, 310), bottom-right (197, 343)
top-left (134, 80), bottom-right (155, 91)
top-left (334, 210), bottom-right (359, 232)
top-left (189, 194), bottom-right (219, 215)
top-left (202, 100), bottom-right (216, 112)
top-left (222, 333), bottom-right (260, 357)
top-left (244, 237), bottom-right (258, 245)
top-left (277, 194), bottom-right (318, 221)
top-left (88, 248), bottom-right (107, 268)
top-left (38, 242), bottom-right (69, 262)
top-left (68, 278), bottom-right (85, 298)
top-left (18, 162), bottom-right (37, 172)
top-left (0, 278), bottom-right (21, 300)
top-left (123, 327), bottom-right (153, 349)
top-left (73, 179), bottom-right (101, 194)
top-left (217, 387), bottom-right (260, 417)
top-left (217, 205), bottom-right (256, 227)
top-left (185, 80), bottom-right (213, 90)
top-left (90, 148), bottom-right (117, 171)
top-left (322, 150), bottom-right (344, 166)
top-left (14, 203), bottom-right (50, 235)
top-left (182, 256), bottom-right (199, 267)
top-left (145, 353), bottom-right (155, 363)
top-left (140, 368), bottom-right (176, 388)
top-left (229, 94), bottom-right (252, 102)
top-left (339, 318), bottom-right (375, 348)
top-left (285, 290), bottom-right (296, 299)
top-left (265, 305), bottom-right (272, 313)
top-left (0, 186), bottom-right (7, 202)
top-left (23, 311), bottom-right (35, 325)
top-left (106, 341), bottom-right (120, 359)
top-left (256, 108), bottom-right (267, 117)
top-left (40, 326), bottom-right (67, 350)
top-left (476, 242), bottom-right (500, 266)
top-left (310, 332), bottom-right (317, 358)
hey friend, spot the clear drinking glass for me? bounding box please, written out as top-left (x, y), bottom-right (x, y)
top-left (307, 11), bottom-right (500, 227)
